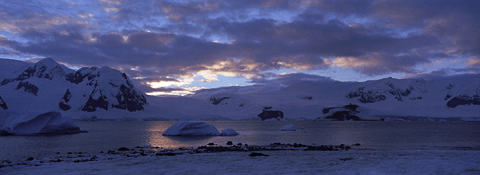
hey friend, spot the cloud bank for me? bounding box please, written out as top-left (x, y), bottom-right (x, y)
top-left (1, 0), bottom-right (479, 95)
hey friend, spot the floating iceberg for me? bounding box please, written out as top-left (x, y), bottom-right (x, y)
top-left (220, 128), bottom-right (239, 136)
top-left (281, 124), bottom-right (296, 131)
top-left (162, 119), bottom-right (239, 136)
top-left (0, 111), bottom-right (87, 135)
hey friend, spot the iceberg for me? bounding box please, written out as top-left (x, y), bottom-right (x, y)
top-left (220, 128), bottom-right (239, 136)
top-left (281, 124), bottom-right (296, 131)
top-left (162, 118), bottom-right (239, 136)
top-left (162, 121), bottom-right (221, 136)
top-left (0, 111), bottom-right (87, 135)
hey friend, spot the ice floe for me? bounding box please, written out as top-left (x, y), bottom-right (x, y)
top-left (281, 124), bottom-right (296, 131)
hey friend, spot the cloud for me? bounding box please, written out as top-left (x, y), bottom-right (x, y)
top-left (1, 0), bottom-right (480, 95)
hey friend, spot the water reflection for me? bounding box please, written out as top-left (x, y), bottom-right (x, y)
top-left (165, 136), bottom-right (215, 142)
top-left (3, 121), bottom-right (479, 161)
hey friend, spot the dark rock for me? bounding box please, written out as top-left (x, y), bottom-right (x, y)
top-left (226, 141), bottom-right (233, 145)
top-left (82, 95), bottom-right (109, 112)
top-left (325, 111), bottom-right (361, 121)
top-left (237, 143), bottom-right (243, 146)
top-left (321, 104), bottom-right (361, 121)
top-left (258, 107), bottom-right (284, 121)
top-left (118, 147), bottom-right (130, 151)
top-left (207, 143), bottom-right (215, 146)
top-left (340, 157), bottom-right (353, 161)
top-left (353, 143), bottom-right (361, 146)
top-left (59, 102), bottom-right (71, 111)
top-left (301, 96), bottom-right (313, 100)
top-left (446, 95), bottom-right (480, 108)
top-left (156, 152), bottom-right (177, 156)
top-left (66, 67), bottom-right (98, 84)
top-left (26, 157), bottom-right (34, 161)
top-left (0, 96), bottom-right (7, 110)
top-left (209, 96), bottom-right (231, 105)
top-left (16, 81), bottom-right (39, 96)
top-left (249, 152), bottom-right (269, 157)
top-left (111, 84), bottom-right (147, 112)
top-left (89, 156), bottom-right (98, 161)
top-left (346, 87), bottom-right (386, 103)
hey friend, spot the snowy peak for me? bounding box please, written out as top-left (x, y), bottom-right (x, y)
top-left (63, 66), bottom-right (147, 112)
top-left (33, 57), bottom-right (66, 80)
top-left (1, 58), bottom-right (66, 85)
top-left (0, 58), bottom-right (148, 115)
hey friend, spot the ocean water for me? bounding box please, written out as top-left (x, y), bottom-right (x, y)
top-left (1, 121), bottom-right (479, 161)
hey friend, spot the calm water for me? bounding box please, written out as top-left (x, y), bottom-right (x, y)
top-left (1, 121), bottom-right (479, 161)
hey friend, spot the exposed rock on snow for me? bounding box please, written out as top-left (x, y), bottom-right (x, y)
top-left (16, 81), bottom-right (39, 96)
top-left (446, 95), bottom-right (480, 108)
top-left (281, 124), bottom-right (296, 131)
top-left (0, 96), bottom-right (7, 110)
top-left (258, 107), bottom-right (284, 121)
top-left (319, 104), bottom-right (362, 121)
top-left (0, 111), bottom-right (87, 135)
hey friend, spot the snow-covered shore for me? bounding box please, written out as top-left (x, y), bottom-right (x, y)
top-left (2, 149), bottom-right (480, 174)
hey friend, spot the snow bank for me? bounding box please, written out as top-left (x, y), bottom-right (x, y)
top-left (162, 118), bottom-right (239, 136)
top-left (0, 111), bottom-right (87, 135)
top-left (281, 124), bottom-right (296, 131)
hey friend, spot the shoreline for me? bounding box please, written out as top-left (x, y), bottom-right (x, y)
top-left (2, 147), bottom-right (480, 174)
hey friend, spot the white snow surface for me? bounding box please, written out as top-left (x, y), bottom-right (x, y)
top-left (281, 124), bottom-right (296, 131)
top-left (0, 111), bottom-right (86, 135)
top-left (2, 150), bottom-right (480, 174)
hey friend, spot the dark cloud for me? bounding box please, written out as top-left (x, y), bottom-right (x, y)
top-left (1, 0), bottom-right (480, 95)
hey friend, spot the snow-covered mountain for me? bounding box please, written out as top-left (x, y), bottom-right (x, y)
top-left (0, 58), bottom-right (147, 121)
top-left (1, 58), bottom-right (479, 121)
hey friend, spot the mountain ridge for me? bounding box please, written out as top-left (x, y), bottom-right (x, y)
top-left (1, 58), bottom-right (479, 121)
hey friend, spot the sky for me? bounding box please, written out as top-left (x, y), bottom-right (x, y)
top-left (0, 0), bottom-right (479, 96)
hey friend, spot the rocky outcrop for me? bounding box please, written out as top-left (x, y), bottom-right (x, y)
top-left (258, 107), bottom-right (284, 121)
top-left (59, 89), bottom-right (72, 111)
top-left (111, 84), bottom-right (147, 112)
top-left (16, 81), bottom-right (39, 96)
top-left (65, 67), bottom-right (98, 84)
top-left (320, 104), bottom-right (361, 121)
top-left (346, 87), bottom-right (386, 103)
top-left (209, 96), bottom-right (231, 105)
top-left (0, 96), bottom-right (7, 110)
top-left (446, 95), bottom-right (480, 108)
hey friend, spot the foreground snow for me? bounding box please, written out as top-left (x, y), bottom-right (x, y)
top-left (2, 150), bottom-right (479, 175)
